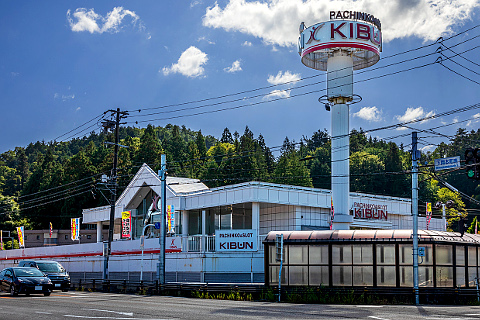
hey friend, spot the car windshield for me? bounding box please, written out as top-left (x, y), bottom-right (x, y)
top-left (36, 262), bottom-right (64, 273)
top-left (13, 268), bottom-right (45, 277)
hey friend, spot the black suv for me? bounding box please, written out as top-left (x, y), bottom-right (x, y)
top-left (18, 260), bottom-right (70, 292)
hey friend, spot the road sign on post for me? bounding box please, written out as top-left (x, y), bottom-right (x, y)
top-left (434, 156), bottom-right (460, 171)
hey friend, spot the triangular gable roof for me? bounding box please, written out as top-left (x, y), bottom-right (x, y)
top-left (116, 163), bottom-right (209, 210)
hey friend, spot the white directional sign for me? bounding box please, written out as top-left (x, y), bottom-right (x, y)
top-left (434, 156), bottom-right (460, 171)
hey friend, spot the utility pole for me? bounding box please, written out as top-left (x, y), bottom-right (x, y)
top-left (412, 132), bottom-right (420, 305)
top-left (158, 154), bottom-right (167, 286)
top-left (102, 108), bottom-right (128, 281)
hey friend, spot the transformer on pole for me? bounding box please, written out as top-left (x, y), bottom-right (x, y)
top-left (298, 12), bottom-right (382, 230)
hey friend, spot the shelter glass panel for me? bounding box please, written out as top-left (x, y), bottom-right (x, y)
top-left (399, 244), bottom-right (413, 265)
top-left (468, 246), bottom-right (477, 267)
top-left (289, 245), bottom-right (308, 265)
top-left (332, 245), bottom-right (352, 265)
top-left (353, 245), bottom-right (373, 265)
top-left (436, 245), bottom-right (453, 265)
top-left (419, 267), bottom-right (433, 287)
top-left (353, 266), bottom-right (373, 286)
top-left (269, 266), bottom-right (288, 285)
top-left (309, 245), bottom-right (329, 265)
top-left (269, 245), bottom-right (288, 265)
top-left (309, 266), bottom-right (329, 286)
top-left (332, 266), bottom-right (352, 286)
top-left (289, 266), bottom-right (308, 285)
top-left (377, 266), bottom-right (396, 287)
top-left (456, 246), bottom-right (465, 266)
top-left (376, 244), bottom-right (395, 265)
top-left (422, 245), bottom-right (433, 265)
top-left (400, 266), bottom-right (413, 287)
top-left (436, 266), bottom-right (453, 287)
top-left (456, 267), bottom-right (466, 287)
top-left (468, 267), bottom-right (477, 287)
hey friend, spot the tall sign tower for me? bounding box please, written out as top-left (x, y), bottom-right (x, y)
top-left (298, 11), bottom-right (382, 230)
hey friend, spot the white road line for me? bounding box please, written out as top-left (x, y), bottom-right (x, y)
top-left (87, 309), bottom-right (134, 316)
top-left (64, 316), bottom-right (171, 320)
top-left (35, 311), bottom-right (53, 314)
top-left (357, 306), bottom-right (384, 308)
top-left (368, 316), bottom-right (390, 320)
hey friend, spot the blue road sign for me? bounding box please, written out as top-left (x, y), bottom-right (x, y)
top-left (154, 222), bottom-right (161, 229)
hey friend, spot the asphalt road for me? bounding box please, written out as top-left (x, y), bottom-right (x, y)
top-left (1, 291), bottom-right (480, 320)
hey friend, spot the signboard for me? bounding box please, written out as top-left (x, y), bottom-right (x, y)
top-left (434, 156), bottom-right (460, 171)
top-left (167, 237), bottom-right (181, 252)
top-left (121, 211), bottom-right (132, 239)
top-left (298, 16), bottom-right (382, 71)
top-left (215, 229), bottom-right (257, 252)
top-left (353, 202), bottom-right (388, 220)
top-left (71, 218), bottom-right (80, 241)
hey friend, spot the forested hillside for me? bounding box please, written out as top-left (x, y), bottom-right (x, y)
top-left (0, 124), bottom-right (479, 240)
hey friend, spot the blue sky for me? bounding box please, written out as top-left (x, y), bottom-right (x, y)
top-left (1, 0), bottom-right (480, 155)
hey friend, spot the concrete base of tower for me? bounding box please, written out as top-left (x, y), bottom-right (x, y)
top-left (332, 214), bottom-right (353, 230)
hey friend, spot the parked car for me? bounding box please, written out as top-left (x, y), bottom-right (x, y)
top-left (0, 267), bottom-right (52, 296)
top-left (18, 260), bottom-right (70, 292)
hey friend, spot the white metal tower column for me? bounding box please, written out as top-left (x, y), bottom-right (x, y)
top-left (328, 51), bottom-right (353, 230)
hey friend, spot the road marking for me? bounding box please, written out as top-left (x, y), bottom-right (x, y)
top-left (35, 311), bottom-right (53, 314)
top-left (368, 316), bottom-right (390, 320)
top-left (64, 316), bottom-right (171, 320)
top-left (358, 305), bottom-right (384, 308)
top-left (87, 309), bottom-right (134, 316)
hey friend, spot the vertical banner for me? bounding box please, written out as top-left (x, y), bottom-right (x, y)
top-left (17, 226), bottom-right (25, 248)
top-left (121, 211), bottom-right (132, 239)
top-left (0, 230), bottom-right (3, 250)
top-left (330, 197), bottom-right (334, 230)
top-left (49, 222), bottom-right (53, 238)
top-left (167, 205), bottom-right (175, 234)
top-left (426, 202), bottom-right (432, 230)
top-left (71, 218), bottom-right (80, 241)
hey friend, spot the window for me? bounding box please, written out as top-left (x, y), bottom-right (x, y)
top-left (87, 235), bottom-right (91, 239)
top-left (36, 235), bottom-right (40, 240)
top-left (65, 235), bottom-right (68, 240)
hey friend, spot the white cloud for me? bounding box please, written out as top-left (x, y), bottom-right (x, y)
top-left (396, 106), bottom-right (435, 123)
top-left (76, 107), bottom-right (81, 112)
top-left (191, 0), bottom-right (203, 8)
top-left (353, 106), bottom-right (382, 122)
top-left (54, 93), bottom-right (75, 101)
top-left (67, 7), bottom-right (143, 34)
top-left (203, 0), bottom-right (479, 46)
top-left (224, 60), bottom-right (242, 73)
top-left (162, 46), bottom-right (208, 78)
top-left (421, 145), bottom-right (436, 153)
top-left (267, 71), bottom-right (301, 86)
top-left (242, 41), bottom-right (252, 47)
top-left (263, 89), bottom-right (291, 100)
top-left (474, 113), bottom-right (480, 119)
top-left (197, 36), bottom-right (215, 44)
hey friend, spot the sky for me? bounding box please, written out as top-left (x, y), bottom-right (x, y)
top-left (1, 0), bottom-right (480, 156)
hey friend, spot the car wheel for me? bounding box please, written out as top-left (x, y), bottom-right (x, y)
top-left (44, 292), bottom-right (51, 296)
top-left (9, 285), bottom-right (18, 297)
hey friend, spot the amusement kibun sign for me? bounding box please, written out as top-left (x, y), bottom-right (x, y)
top-left (298, 12), bottom-right (382, 71)
top-left (353, 202), bottom-right (388, 220)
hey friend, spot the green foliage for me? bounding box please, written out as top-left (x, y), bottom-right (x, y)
top-left (0, 123), bottom-right (478, 233)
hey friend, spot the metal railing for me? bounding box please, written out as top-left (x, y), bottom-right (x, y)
top-left (177, 234), bottom-right (266, 253)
